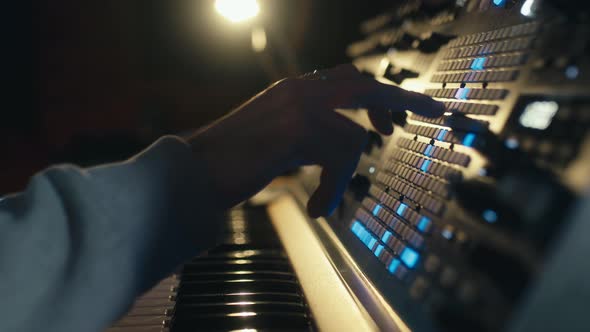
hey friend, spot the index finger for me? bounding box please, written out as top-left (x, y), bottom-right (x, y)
top-left (310, 79), bottom-right (445, 118)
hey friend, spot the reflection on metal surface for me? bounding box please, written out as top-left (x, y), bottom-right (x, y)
top-left (214, 0), bottom-right (260, 23)
top-left (268, 194), bottom-right (379, 331)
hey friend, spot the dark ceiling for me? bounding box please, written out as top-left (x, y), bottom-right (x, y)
top-left (2, 0), bottom-right (392, 194)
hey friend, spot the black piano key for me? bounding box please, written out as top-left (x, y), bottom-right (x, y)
top-left (172, 301), bottom-right (306, 315)
top-left (175, 292), bottom-right (304, 305)
top-left (171, 312), bottom-right (312, 331)
top-left (182, 261), bottom-right (292, 273)
top-left (196, 249), bottom-right (287, 260)
top-left (179, 271), bottom-right (297, 282)
top-left (177, 280), bottom-right (301, 295)
top-left (110, 206), bottom-right (316, 332)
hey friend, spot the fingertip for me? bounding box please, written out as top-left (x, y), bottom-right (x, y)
top-left (417, 96), bottom-right (445, 118)
top-left (374, 120), bottom-right (394, 136)
top-left (431, 99), bottom-right (446, 117)
top-left (411, 98), bottom-right (445, 118)
top-left (368, 109), bottom-right (394, 136)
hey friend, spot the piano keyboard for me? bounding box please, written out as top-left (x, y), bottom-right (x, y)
top-left (107, 206), bottom-right (315, 332)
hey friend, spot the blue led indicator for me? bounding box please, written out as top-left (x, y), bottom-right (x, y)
top-left (388, 259), bottom-right (401, 274)
top-left (396, 203), bottom-right (408, 216)
top-left (362, 234), bottom-right (369, 245)
top-left (565, 65), bottom-right (580, 80)
top-left (424, 145), bottom-right (434, 157)
top-left (417, 217), bottom-right (431, 232)
top-left (462, 133), bottom-right (476, 147)
top-left (505, 138), bottom-right (519, 149)
top-left (374, 245), bottom-right (384, 257)
top-left (372, 204), bottom-right (382, 216)
top-left (363, 232), bottom-right (371, 244)
top-left (455, 87), bottom-right (470, 100)
top-left (368, 238), bottom-right (377, 249)
top-left (483, 209), bottom-right (498, 223)
top-left (356, 223), bottom-right (364, 234)
top-left (493, 0), bottom-right (506, 6)
top-left (351, 221), bottom-right (362, 234)
top-left (471, 57), bottom-right (486, 70)
top-left (437, 129), bottom-right (447, 141)
top-left (382, 231), bottom-right (392, 243)
top-left (421, 160), bottom-right (432, 172)
top-left (400, 248), bottom-right (420, 268)
top-left (442, 228), bottom-right (454, 240)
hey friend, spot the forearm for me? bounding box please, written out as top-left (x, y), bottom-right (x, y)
top-left (0, 136), bottom-right (223, 332)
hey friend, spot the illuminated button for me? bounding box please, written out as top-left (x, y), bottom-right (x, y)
top-left (483, 209), bottom-right (498, 223)
top-left (388, 258), bottom-right (401, 274)
top-left (424, 145), bottom-right (434, 157)
top-left (374, 244), bottom-right (384, 257)
top-left (471, 57), bottom-right (486, 70)
top-left (382, 231), bottom-right (392, 243)
top-left (493, 0), bottom-right (506, 7)
top-left (417, 217), bottom-right (432, 232)
top-left (519, 101), bottom-right (559, 130)
top-left (565, 65), bottom-right (579, 80)
top-left (420, 160), bottom-right (432, 172)
top-left (455, 88), bottom-right (470, 100)
top-left (437, 129), bottom-right (447, 141)
top-left (396, 203), bottom-right (408, 216)
top-left (351, 221), bottom-right (363, 235)
top-left (441, 225), bottom-right (454, 240)
top-left (401, 247), bottom-right (420, 268)
top-left (368, 237), bottom-right (377, 250)
top-left (505, 137), bottom-right (519, 149)
top-left (372, 204), bottom-right (382, 216)
top-left (462, 133), bottom-right (476, 147)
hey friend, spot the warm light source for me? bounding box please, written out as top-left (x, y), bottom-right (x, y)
top-left (251, 27), bottom-right (267, 52)
top-left (215, 0), bottom-right (260, 23)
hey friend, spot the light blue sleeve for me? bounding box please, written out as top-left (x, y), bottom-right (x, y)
top-left (0, 136), bottom-right (223, 332)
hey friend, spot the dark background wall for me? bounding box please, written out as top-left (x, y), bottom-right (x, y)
top-left (1, 0), bottom-right (391, 194)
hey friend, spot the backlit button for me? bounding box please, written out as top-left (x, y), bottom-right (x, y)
top-left (396, 203), bottom-right (408, 216)
top-left (372, 204), bottom-right (382, 216)
top-left (441, 225), bottom-right (455, 240)
top-left (374, 244), bottom-right (385, 258)
top-left (381, 230), bottom-right (392, 243)
top-left (417, 216), bottom-right (432, 233)
top-left (400, 247), bottom-right (420, 268)
top-left (388, 258), bottom-right (401, 274)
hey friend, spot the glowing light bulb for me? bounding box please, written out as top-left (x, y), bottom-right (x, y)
top-left (215, 0), bottom-right (260, 23)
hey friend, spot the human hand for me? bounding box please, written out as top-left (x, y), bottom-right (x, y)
top-left (187, 64), bottom-right (444, 218)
